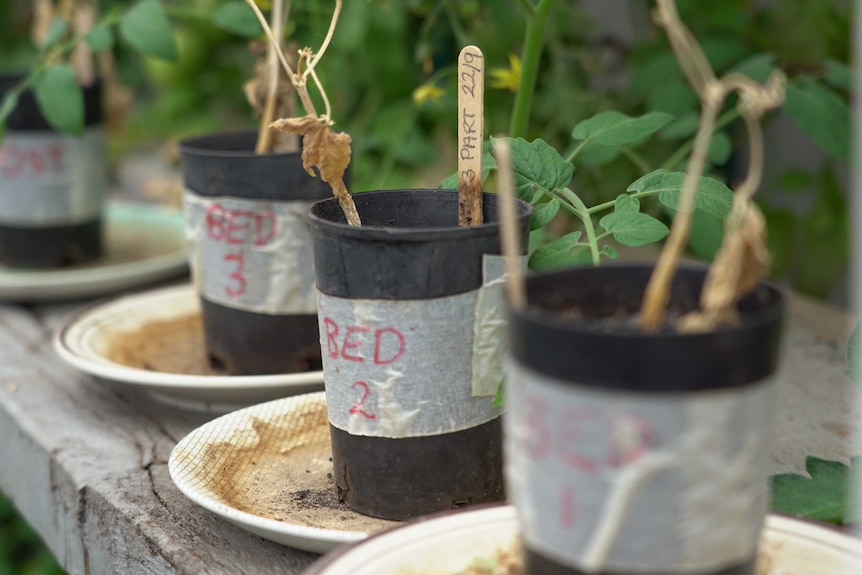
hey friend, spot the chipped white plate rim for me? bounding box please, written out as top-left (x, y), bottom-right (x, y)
top-left (54, 283), bottom-right (325, 400)
top-left (303, 504), bottom-right (862, 574)
top-left (0, 201), bottom-right (188, 301)
top-left (168, 392), bottom-right (370, 554)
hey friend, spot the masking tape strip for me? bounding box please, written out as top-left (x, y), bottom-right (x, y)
top-left (0, 127), bottom-right (106, 225)
top-left (318, 254), bottom-right (519, 438)
top-left (505, 360), bottom-right (776, 574)
top-left (184, 190), bottom-right (318, 315)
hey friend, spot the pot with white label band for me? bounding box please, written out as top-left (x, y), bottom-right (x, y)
top-left (178, 131), bottom-right (335, 375)
top-left (0, 75), bottom-right (107, 268)
top-left (309, 189), bottom-right (532, 521)
top-left (505, 264), bottom-right (785, 575)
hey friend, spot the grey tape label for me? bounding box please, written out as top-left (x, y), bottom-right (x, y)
top-left (0, 128), bottom-right (107, 225)
top-left (184, 191), bottom-right (318, 315)
top-left (318, 254), bottom-right (516, 438)
top-left (505, 361), bottom-right (776, 574)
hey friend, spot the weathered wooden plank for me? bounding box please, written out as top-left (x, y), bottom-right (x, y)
top-left (0, 302), bottom-right (317, 575)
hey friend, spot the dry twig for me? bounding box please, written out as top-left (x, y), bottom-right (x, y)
top-left (242, 0), bottom-right (360, 225)
top-left (639, 0), bottom-right (785, 332)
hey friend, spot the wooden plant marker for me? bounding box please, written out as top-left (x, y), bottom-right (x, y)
top-left (458, 45), bottom-right (484, 227)
top-left (493, 138), bottom-right (526, 309)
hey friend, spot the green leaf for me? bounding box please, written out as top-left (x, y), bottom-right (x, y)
top-left (501, 138), bottom-right (573, 202)
top-left (659, 111), bottom-right (699, 141)
top-left (629, 170), bottom-right (734, 219)
top-left (572, 111), bottom-right (674, 148)
top-left (528, 231), bottom-right (583, 271)
top-left (0, 92), bottom-right (18, 123)
top-left (599, 212), bottom-right (669, 247)
top-left (85, 23), bottom-right (114, 52)
top-left (614, 194), bottom-right (640, 213)
top-left (728, 53), bottom-right (776, 83)
top-left (33, 65), bottom-right (84, 135)
top-left (576, 144), bottom-right (619, 166)
top-left (647, 80), bottom-right (698, 115)
top-left (824, 59), bottom-right (854, 90)
top-left (707, 131), bottom-right (732, 165)
top-left (492, 380), bottom-right (505, 407)
top-left (120, 0), bottom-right (177, 61)
top-left (211, 1), bottom-right (261, 38)
top-left (783, 78), bottom-right (851, 162)
top-left (42, 17), bottom-right (68, 50)
top-left (687, 209), bottom-right (725, 261)
top-left (601, 244), bottom-right (619, 260)
top-left (770, 457), bottom-right (858, 524)
top-left (846, 317), bottom-right (861, 385)
top-left (530, 198), bottom-right (560, 231)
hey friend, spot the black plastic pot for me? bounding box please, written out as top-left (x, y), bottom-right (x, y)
top-left (506, 264), bottom-right (785, 575)
top-left (178, 131), bottom-right (335, 375)
top-left (0, 75), bottom-right (105, 268)
top-left (309, 189), bottom-right (532, 520)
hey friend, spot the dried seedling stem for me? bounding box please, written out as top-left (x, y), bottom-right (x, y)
top-left (255, 0), bottom-right (292, 154)
top-left (639, 0), bottom-right (784, 332)
top-left (493, 138), bottom-right (526, 309)
top-left (244, 0), bottom-right (360, 226)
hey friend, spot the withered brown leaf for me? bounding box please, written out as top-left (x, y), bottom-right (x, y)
top-left (271, 115), bottom-right (360, 225)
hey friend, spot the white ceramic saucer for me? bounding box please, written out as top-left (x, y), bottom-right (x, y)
top-left (54, 284), bottom-right (325, 410)
top-left (0, 201), bottom-right (188, 301)
top-left (168, 392), bottom-right (397, 553)
top-left (304, 504), bottom-right (862, 574)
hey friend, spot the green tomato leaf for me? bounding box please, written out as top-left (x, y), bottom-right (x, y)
top-left (85, 23), bottom-right (114, 52)
top-left (783, 77), bottom-right (851, 162)
top-left (770, 457), bottom-right (859, 524)
top-left (572, 110), bottom-right (674, 148)
top-left (33, 65), bottom-right (84, 135)
top-left (500, 137), bottom-right (573, 202)
top-left (824, 58), bottom-right (854, 90)
top-left (528, 231), bottom-right (583, 271)
top-left (846, 317), bottom-right (861, 385)
top-left (648, 80), bottom-right (698, 115)
top-left (601, 244), bottom-right (619, 260)
top-left (614, 194), bottom-right (640, 213)
top-left (576, 143), bottom-right (619, 166)
top-left (599, 212), bottom-right (669, 247)
top-left (659, 111), bottom-right (699, 141)
top-left (530, 198), bottom-right (560, 231)
top-left (707, 131), bottom-right (732, 165)
top-left (120, 0), bottom-right (178, 61)
top-left (492, 379), bottom-right (505, 407)
top-left (728, 53), bottom-right (776, 83)
top-left (629, 170), bottom-right (734, 219)
top-left (687, 209), bottom-right (725, 261)
top-left (42, 17), bottom-right (68, 50)
top-left (0, 92), bottom-right (19, 124)
top-left (211, 1), bottom-right (262, 38)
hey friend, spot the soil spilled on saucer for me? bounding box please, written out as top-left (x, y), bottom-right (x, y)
top-left (105, 313), bottom-right (224, 375)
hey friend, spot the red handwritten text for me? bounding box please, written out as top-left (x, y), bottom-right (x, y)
top-left (323, 317), bottom-right (406, 365)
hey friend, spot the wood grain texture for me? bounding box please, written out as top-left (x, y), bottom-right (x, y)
top-left (0, 289), bottom-right (857, 574)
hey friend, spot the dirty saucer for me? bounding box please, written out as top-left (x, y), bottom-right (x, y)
top-left (303, 504), bottom-right (862, 574)
top-left (54, 284), bottom-right (324, 411)
top-left (168, 392), bottom-right (398, 553)
top-left (0, 201), bottom-right (188, 301)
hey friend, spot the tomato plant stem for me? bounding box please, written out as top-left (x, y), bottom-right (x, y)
top-left (509, 0), bottom-right (555, 138)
